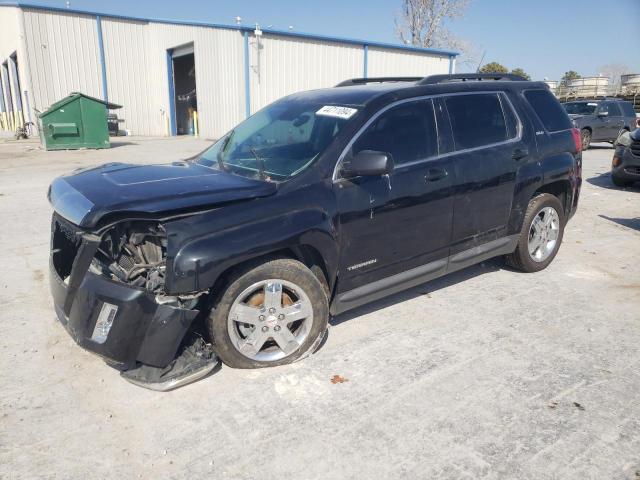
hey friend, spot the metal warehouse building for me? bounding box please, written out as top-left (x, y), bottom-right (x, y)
top-left (0, 2), bottom-right (458, 139)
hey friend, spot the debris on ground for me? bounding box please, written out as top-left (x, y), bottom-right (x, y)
top-left (547, 401), bottom-right (558, 409)
top-left (573, 402), bottom-right (585, 411)
top-left (331, 375), bottom-right (348, 384)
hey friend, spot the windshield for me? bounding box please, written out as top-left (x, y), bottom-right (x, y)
top-left (563, 102), bottom-right (598, 115)
top-left (197, 99), bottom-right (357, 181)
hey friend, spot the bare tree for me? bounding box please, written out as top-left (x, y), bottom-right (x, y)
top-left (598, 63), bottom-right (631, 88)
top-left (395, 0), bottom-right (477, 67)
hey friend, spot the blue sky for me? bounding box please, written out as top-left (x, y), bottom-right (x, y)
top-left (16, 0), bottom-right (640, 81)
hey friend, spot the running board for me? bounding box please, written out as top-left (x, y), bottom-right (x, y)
top-left (330, 235), bottom-right (518, 316)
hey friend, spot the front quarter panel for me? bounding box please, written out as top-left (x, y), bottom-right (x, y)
top-left (164, 182), bottom-right (338, 294)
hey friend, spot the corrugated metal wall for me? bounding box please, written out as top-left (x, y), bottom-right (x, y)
top-left (367, 47), bottom-right (450, 77)
top-left (100, 18), bottom-right (246, 137)
top-left (100, 18), bottom-right (155, 136)
top-left (145, 23), bottom-right (246, 138)
top-left (248, 35), bottom-right (364, 113)
top-left (0, 6), bottom-right (28, 131)
top-left (22, 8), bottom-right (103, 112)
top-left (8, 6), bottom-right (453, 139)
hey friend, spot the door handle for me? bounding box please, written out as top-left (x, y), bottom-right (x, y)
top-left (425, 168), bottom-right (447, 182)
top-left (512, 148), bottom-right (529, 161)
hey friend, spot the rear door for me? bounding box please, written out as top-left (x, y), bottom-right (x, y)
top-left (334, 98), bottom-right (454, 292)
top-left (620, 102), bottom-right (638, 130)
top-left (593, 102), bottom-right (617, 140)
top-left (605, 102), bottom-right (624, 138)
top-left (441, 92), bottom-right (524, 254)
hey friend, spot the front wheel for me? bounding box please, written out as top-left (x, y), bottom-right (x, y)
top-left (207, 258), bottom-right (328, 369)
top-left (506, 193), bottom-right (565, 273)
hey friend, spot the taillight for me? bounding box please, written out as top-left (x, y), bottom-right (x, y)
top-left (571, 128), bottom-right (582, 153)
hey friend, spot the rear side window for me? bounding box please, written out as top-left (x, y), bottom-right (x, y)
top-left (601, 102), bottom-right (621, 116)
top-left (353, 100), bottom-right (438, 165)
top-left (524, 89), bottom-right (572, 132)
top-left (620, 102), bottom-right (636, 117)
top-left (445, 93), bottom-right (509, 150)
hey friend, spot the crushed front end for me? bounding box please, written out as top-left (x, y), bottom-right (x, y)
top-left (49, 213), bottom-right (218, 390)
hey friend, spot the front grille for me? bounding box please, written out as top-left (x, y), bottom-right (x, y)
top-left (630, 140), bottom-right (640, 158)
top-left (624, 166), bottom-right (640, 176)
top-left (51, 213), bottom-right (83, 280)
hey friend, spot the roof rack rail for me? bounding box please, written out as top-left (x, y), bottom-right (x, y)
top-left (335, 77), bottom-right (423, 87)
top-left (417, 73), bottom-right (526, 85)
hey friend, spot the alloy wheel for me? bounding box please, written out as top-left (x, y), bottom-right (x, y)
top-left (227, 279), bottom-right (313, 362)
top-left (528, 206), bottom-right (560, 262)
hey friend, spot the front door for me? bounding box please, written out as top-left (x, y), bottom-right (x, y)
top-left (334, 99), bottom-right (454, 293)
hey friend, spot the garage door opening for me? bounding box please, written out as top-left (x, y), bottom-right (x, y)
top-left (169, 44), bottom-right (198, 136)
top-left (9, 53), bottom-right (25, 126)
top-left (1, 61), bottom-right (13, 130)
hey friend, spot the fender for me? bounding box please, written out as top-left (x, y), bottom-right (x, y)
top-left (164, 183), bottom-right (339, 295)
top-left (508, 147), bottom-right (580, 234)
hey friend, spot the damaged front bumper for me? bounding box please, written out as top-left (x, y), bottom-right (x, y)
top-left (49, 214), bottom-right (218, 390)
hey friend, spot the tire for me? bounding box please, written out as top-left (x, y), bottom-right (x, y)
top-left (611, 174), bottom-right (631, 188)
top-left (506, 193), bottom-right (565, 273)
top-left (581, 129), bottom-right (591, 150)
top-left (207, 258), bottom-right (329, 369)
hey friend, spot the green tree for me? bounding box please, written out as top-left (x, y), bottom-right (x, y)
top-left (561, 70), bottom-right (581, 84)
top-left (478, 62), bottom-right (508, 74)
top-left (510, 68), bottom-right (531, 80)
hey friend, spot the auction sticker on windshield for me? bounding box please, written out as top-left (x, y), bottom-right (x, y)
top-left (316, 105), bottom-right (358, 120)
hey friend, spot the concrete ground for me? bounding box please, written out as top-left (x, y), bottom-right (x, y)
top-left (0, 136), bottom-right (638, 480)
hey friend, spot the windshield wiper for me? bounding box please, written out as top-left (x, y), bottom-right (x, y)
top-left (249, 147), bottom-right (267, 180)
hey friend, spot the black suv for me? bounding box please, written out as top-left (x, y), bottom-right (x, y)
top-left (562, 98), bottom-right (637, 150)
top-left (48, 74), bottom-right (582, 390)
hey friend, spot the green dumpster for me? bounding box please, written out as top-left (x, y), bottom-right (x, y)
top-left (38, 92), bottom-right (121, 150)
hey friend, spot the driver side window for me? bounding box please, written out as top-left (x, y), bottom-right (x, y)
top-left (352, 100), bottom-right (438, 166)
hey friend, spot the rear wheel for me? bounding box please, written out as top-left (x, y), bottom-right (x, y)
top-left (207, 258), bottom-right (328, 369)
top-left (506, 193), bottom-right (565, 273)
top-left (581, 129), bottom-right (592, 150)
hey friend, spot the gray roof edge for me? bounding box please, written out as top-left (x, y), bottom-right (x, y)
top-left (0, 1), bottom-right (459, 57)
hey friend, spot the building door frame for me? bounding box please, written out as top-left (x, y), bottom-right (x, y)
top-left (166, 42), bottom-right (195, 136)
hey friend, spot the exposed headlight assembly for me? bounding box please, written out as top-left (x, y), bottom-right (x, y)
top-left (92, 222), bottom-right (168, 293)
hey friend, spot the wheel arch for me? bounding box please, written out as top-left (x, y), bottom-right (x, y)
top-left (166, 215), bottom-right (339, 297)
top-left (533, 179), bottom-right (572, 217)
top-left (205, 244), bottom-right (333, 305)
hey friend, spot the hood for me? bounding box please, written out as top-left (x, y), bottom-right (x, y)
top-left (48, 161), bottom-right (277, 228)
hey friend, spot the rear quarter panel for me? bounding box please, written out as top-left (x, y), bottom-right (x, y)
top-left (510, 91), bottom-right (581, 231)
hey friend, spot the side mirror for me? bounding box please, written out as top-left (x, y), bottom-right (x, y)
top-left (341, 150), bottom-right (394, 178)
top-left (597, 110), bottom-right (609, 117)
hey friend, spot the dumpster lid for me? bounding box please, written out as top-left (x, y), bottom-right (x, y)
top-left (40, 92), bottom-right (122, 116)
